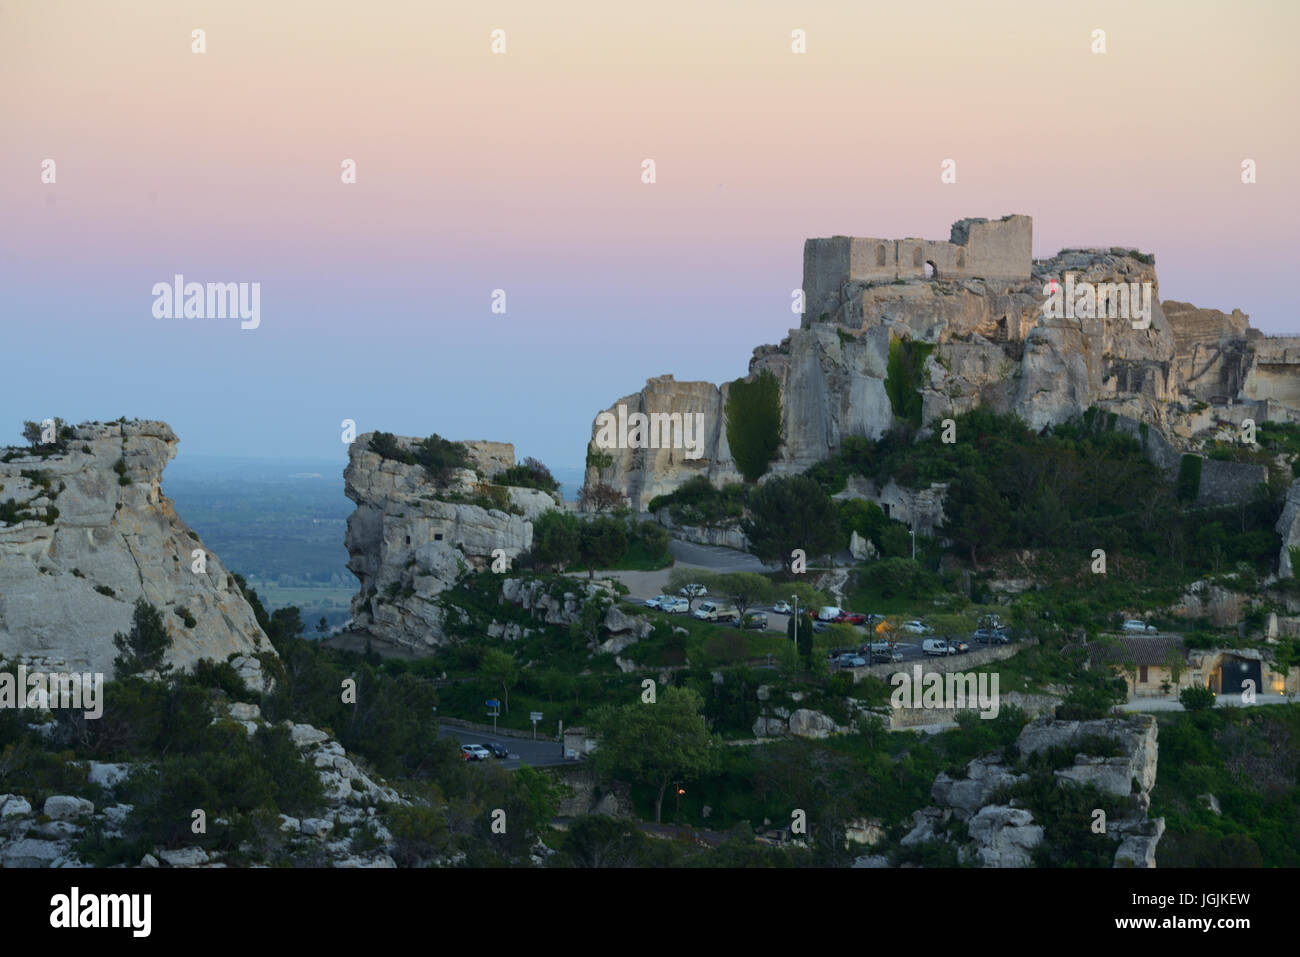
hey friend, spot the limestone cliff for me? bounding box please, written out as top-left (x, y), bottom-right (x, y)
top-left (0, 420), bottom-right (274, 676)
top-left (586, 215), bottom-right (1300, 511)
top-left (342, 433), bottom-right (558, 653)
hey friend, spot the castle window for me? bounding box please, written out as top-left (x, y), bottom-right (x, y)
top-left (405, 535), bottom-right (411, 545)
top-left (434, 533), bottom-right (443, 541)
top-left (876, 244), bottom-right (886, 266)
top-left (913, 247), bottom-right (922, 267)
top-left (1139, 666), bottom-right (1149, 684)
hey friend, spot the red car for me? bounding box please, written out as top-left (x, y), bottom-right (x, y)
top-left (835, 612), bottom-right (867, 625)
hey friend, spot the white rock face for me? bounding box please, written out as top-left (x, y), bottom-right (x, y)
top-left (967, 805), bottom-right (1044, 868)
top-left (0, 420), bottom-right (275, 676)
top-left (0, 795), bottom-right (32, 819)
top-left (1, 838), bottom-right (66, 868)
top-left (43, 796), bottom-right (94, 820)
top-left (158, 847), bottom-right (209, 868)
top-left (342, 432), bottom-right (554, 652)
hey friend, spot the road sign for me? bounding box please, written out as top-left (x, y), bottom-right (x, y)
top-left (529, 711), bottom-right (543, 721)
top-left (486, 699), bottom-right (500, 707)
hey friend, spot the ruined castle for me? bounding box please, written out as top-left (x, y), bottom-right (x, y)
top-left (586, 215), bottom-right (1300, 528)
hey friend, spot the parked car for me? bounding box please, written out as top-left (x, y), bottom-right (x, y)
top-left (485, 742), bottom-right (510, 759)
top-left (737, 612), bottom-right (768, 630)
top-left (922, 639), bottom-right (956, 657)
top-left (871, 648), bottom-right (902, 663)
top-left (828, 647), bottom-right (854, 659)
top-left (644, 594), bottom-right (671, 610)
top-left (1122, 619), bottom-right (1157, 633)
top-left (837, 654), bottom-right (868, 668)
top-left (772, 601), bottom-right (793, 614)
top-left (948, 639), bottom-right (971, 653)
top-left (867, 640), bottom-right (894, 654)
top-left (679, 583), bottom-right (708, 598)
top-left (973, 628), bottom-right (1008, 645)
top-left (694, 601), bottom-right (740, 622)
top-left (811, 620), bottom-right (829, 633)
top-left (661, 597), bottom-right (690, 614)
top-left (902, 620), bottom-right (932, 635)
top-left (817, 606), bottom-right (844, 621)
top-left (461, 744), bottom-right (491, 761)
top-left (835, 611), bottom-right (867, 625)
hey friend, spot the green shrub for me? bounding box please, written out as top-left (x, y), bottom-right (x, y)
top-left (1179, 685), bottom-right (1217, 711)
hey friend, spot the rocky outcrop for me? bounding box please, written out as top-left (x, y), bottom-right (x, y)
top-left (1276, 480), bottom-right (1300, 577)
top-left (0, 420), bottom-right (274, 676)
top-left (895, 714), bottom-right (1162, 868)
top-left (342, 433), bottom-right (558, 652)
top-left (585, 217), bottom-right (1299, 512)
top-left (0, 702), bottom-right (406, 869)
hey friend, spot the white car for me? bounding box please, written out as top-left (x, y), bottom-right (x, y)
top-left (1122, 620), bottom-right (1157, 633)
top-left (922, 639), bottom-right (955, 656)
top-left (645, 594), bottom-right (671, 610)
top-left (773, 601), bottom-right (792, 614)
top-left (679, 583), bottom-right (708, 598)
top-left (661, 598), bottom-right (690, 614)
top-left (902, 620), bottom-right (932, 635)
top-left (461, 744), bottom-right (491, 761)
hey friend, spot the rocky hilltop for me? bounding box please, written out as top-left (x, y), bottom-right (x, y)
top-left (0, 420), bottom-right (273, 676)
top-left (342, 433), bottom-right (559, 653)
top-left (586, 215), bottom-right (1300, 510)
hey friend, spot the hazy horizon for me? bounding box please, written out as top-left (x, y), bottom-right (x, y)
top-left (4, 0), bottom-right (1297, 462)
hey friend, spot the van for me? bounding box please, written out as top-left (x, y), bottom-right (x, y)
top-left (922, 639), bottom-right (955, 657)
top-left (694, 601), bottom-right (739, 622)
top-left (817, 606), bottom-right (843, 622)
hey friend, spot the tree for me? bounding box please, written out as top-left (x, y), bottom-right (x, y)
top-left (667, 569), bottom-right (721, 612)
top-left (316, 616), bottom-right (329, 636)
top-left (112, 599), bottom-right (173, 676)
top-left (1163, 649), bottom-right (1186, 697)
top-left (715, 572), bottom-right (773, 621)
top-left (578, 482), bottom-right (626, 513)
top-left (743, 475), bottom-right (841, 574)
top-left (577, 517), bottom-right (627, 579)
top-left (1270, 639), bottom-right (1300, 700)
top-left (569, 593), bottom-right (610, 653)
top-left (725, 369), bottom-right (783, 482)
top-left (938, 471), bottom-right (1007, 569)
top-left (588, 686), bottom-right (720, 824)
top-left (480, 649), bottom-right (518, 715)
top-left (531, 510), bottom-right (580, 571)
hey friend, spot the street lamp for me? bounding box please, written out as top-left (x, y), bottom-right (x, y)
top-left (791, 594), bottom-right (799, 648)
top-left (909, 525), bottom-right (916, 561)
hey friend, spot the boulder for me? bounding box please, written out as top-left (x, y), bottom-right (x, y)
top-left (158, 847), bottom-right (209, 868)
top-left (0, 795), bottom-right (32, 820)
top-left (967, 805), bottom-right (1043, 868)
top-left (87, 762), bottom-right (130, 789)
top-left (2, 838), bottom-right (66, 868)
top-left (43, 796), bottom-right (94, 820)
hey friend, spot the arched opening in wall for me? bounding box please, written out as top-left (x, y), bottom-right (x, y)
top-left (913, 248), bottom-right (922, 268)
top-left (924, 260), bottom-right (937, 280)
top-left (876, 244), bottom-right (886, 266)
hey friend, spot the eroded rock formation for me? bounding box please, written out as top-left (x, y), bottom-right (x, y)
top-left (0, 420), bottom-right (273, 676)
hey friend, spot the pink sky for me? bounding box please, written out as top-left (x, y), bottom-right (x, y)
top-left (2, 0), bottom-right (1296, 461)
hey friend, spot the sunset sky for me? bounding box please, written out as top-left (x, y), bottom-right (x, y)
top-left (3, 0), bottom-right (1296, 467)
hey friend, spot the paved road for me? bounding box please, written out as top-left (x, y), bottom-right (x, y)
top-left (438, 725), bottom-right (569, 768)
top-left (1121, 693), bottom-right (1295, 711)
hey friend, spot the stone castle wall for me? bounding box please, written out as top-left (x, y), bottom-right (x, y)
top-left (807, 214), bottom-right (1032, 291)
